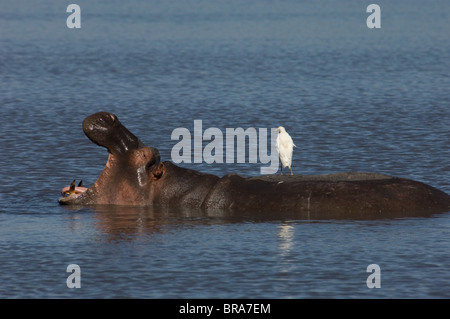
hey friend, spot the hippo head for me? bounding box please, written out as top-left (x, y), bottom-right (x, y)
top-left (59, 112), bottom-right (165, 205)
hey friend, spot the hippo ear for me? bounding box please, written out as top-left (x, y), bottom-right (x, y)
top-left (151, 162), bottom-right (166, 181)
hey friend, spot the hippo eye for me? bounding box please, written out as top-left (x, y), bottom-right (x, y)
top-left (146, 157), bottom-right (156, 170)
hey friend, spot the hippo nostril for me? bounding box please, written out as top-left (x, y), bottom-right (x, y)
top-left (97, 116), bottom-right (109, 126)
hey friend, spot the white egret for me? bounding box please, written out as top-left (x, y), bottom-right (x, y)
top-left (274, 126), bottom-right (296, 175)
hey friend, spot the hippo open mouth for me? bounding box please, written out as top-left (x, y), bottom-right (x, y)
top-left (59, 112), bottom-right (161, 205)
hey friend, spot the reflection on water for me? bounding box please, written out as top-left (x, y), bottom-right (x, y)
top-left (63, 203), bottom-right (446, 242)
top-left (278, 224), bottom-right (295, 257)
top-left (62, 203), bottom-right (447, 243)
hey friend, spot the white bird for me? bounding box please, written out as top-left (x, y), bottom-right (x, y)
top-left (274, 126), bottom-right (296, 175)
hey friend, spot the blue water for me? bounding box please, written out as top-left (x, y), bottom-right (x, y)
top-left (0, 0), bottom-right (449, 298)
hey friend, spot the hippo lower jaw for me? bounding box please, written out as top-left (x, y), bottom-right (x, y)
top-left (60, 184), bottom-right (87, 198)
top-left (59, 184), bottom-right (90, 204)
top-left (59, 178), bottom-right (94, 205)
top-left (59, 146), bottom-right (162, 206)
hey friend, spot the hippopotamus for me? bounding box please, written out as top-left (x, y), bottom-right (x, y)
top-left (59, 112), bottom-right (450, 217)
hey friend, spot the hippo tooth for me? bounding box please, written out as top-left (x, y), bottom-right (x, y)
top-left (69, 180), bottom-right (76, 193)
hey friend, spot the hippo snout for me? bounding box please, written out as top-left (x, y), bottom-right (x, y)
top-left (82, 112), bottom-right (144, 154)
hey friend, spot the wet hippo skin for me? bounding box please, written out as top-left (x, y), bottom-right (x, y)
top-left (59, 112), bottom-right (450, 217)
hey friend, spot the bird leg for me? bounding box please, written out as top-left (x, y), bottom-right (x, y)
top-left (289, 167), bottom-right (293, 175)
